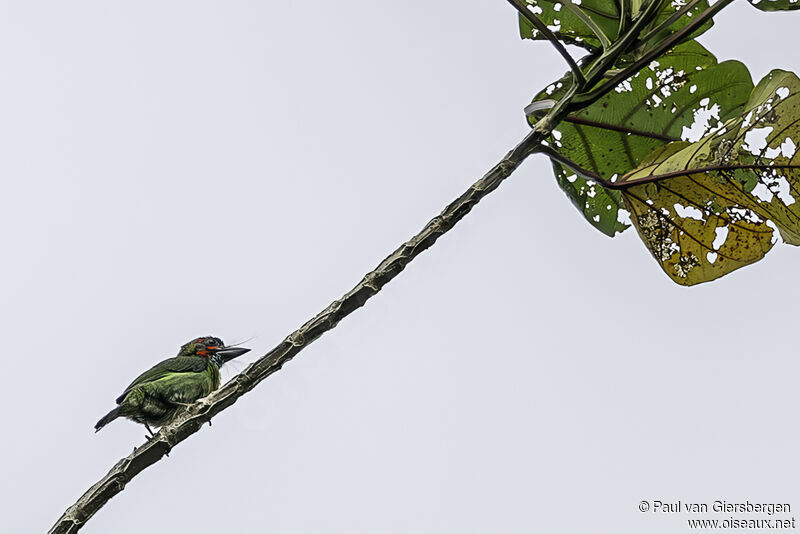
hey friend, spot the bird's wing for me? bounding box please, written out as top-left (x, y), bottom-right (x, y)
top-left (115, 356), bottom-right (208, 404)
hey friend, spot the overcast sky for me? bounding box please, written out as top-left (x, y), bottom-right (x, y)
top-left (3, 2), bottom-right (800, 533)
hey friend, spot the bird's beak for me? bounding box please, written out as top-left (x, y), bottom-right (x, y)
top-left (214, 346), bottom-right (251, 363)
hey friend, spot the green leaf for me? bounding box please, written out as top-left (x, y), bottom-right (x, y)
top-left (519, 0), bottom-right (618, 50)
top-left (552, 161), bottom-right (628, 237)
top-left (618, 69), bottom-right (800, 285)
top-left (531, 40), bottom-right (753, 237)
top-left (518, 0), bottom-right (713, 51)
top-left (748, 0), bottom-right (800, 11)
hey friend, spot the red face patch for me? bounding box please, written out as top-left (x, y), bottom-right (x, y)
top-left (180, 336), bottom-right (225, 357)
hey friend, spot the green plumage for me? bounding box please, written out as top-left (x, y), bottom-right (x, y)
top-left (95, 336), bottom-right (249, 434)
top-left (114, 355), bottom-right (221, 427)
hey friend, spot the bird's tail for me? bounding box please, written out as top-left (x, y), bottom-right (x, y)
top-left (95, 407), bottom-right (121, 432)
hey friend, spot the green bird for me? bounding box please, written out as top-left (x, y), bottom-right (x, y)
top-left (95, 336), bottom-right (250, 436)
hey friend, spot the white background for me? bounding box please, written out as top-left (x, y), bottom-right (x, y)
top-left (2, 2), bottom-right (799, 533)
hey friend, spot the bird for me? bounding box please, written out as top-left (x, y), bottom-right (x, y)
top-left (94, 336), bottom-right (250, 437)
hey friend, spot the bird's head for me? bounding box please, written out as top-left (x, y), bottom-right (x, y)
top-left (178, 336), bottom-right (251, 366)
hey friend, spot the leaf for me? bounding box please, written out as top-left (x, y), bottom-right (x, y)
top-left (748, 0), bottom-right (800, 11)
top-left (519, 0), bottom-right (619, 50)
top-left (532, 40), bottom-right (753, 236)
top-left (518, 0), bottom-right (713, 51)
top-left (552, 161), bottom-right (628, 236)
top-left (618, 69), bottom-right (800, 285)
top-left (623, 163), bottom-right (776, 286)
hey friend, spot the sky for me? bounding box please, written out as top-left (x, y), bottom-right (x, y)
top-left (2, 2), bottom-right (799, 533)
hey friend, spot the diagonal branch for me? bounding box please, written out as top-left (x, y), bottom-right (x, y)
top-left (47, 1), bottom-right (736, 531)
top-left (47, 81), bottom-right (580, 534)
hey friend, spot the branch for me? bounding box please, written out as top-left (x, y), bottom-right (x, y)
top-left (48, 80), bottom-right (580, 534)
top-left (50, 0), bottom-right (731, 528)
top-left (508, 0), bottom-right (587, 88)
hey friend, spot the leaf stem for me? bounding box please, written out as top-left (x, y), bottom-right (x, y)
top-left (562, 1), bottom-right (612, 49)
top-left (619, 162), bottom-right (800, 186)
top-left (507, 0), bottom-right (586, 88)
top-left (564, 115), bottom-right (681, 142)
top-left (535, 145), bottom-right (619, 188)
top-left (618, 0), bottom-right (630, 35)
top-left (636, 0), bottom-right (705, 47)
top-left (531, 146), bottom-right (797, 192)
